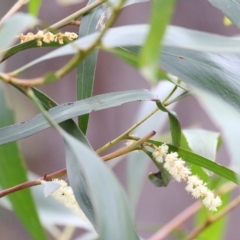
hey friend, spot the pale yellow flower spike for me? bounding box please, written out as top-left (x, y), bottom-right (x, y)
top-left (18, 31), bottom-right (78, 46)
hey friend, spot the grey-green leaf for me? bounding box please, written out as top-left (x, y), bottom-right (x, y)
top-left (63, 131), bottom-right (140, 239)
top-left (77, 0), bottom-right (105, 133)
top-left (0, 13), bottom-right (38, 59)
top-left (208, 0), bottom-right (240, 28)
top-left (0, 89), bottom-right (156, 145)
top-left (183, 129), bottom-right (219, 161)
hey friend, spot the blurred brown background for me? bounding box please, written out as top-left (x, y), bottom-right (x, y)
top-left (0, 0), bottom-right (240, 239)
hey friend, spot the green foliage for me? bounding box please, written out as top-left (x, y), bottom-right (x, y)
top-left (139, 0), bottom-right (175, 82)
top-left (28, 0), bottom-right (42, 17)
top-left (0, 84), bottom-right (47, 240)
top-left (76, 0), bottom-right (104, 133)
top-left (0, 0), bottom-right (240, 239)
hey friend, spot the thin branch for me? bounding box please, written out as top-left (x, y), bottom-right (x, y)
top-left (0, 72), bottom-right (44, 86)
top-left (186, 194), bottom-right (240, 240)
top-left (0, 168), bottom-right (67, 198)
top-left (148, 181), bottom-right (237, 240)
top-left (1, 0), bottom-right (125, 87)
top-left (59, 20), bottom-right (81, 29)
top-left (96, 108), bottom-right (159, 154)
top-left (0, 0), bottom-right (28, 26)
top-left (45, 0), bottom-right (104, 32)
top-left (0, 131), bottom-right (156, 198)
top-left (102, 131), bottom-right (156, 161)
top-left (148, 202), bottom-right (202, 240)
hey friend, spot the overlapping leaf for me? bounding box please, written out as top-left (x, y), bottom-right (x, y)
top-left (77, 0), bottom-right (105, 133)
top-left (150, 140), bottom-right (238, 184)
top-left (208, 0), bottom-right (240, 28)
top-left (0, 89), bottom-right (156, 145)
top-left (64, 131), bottom-right (140, 239)
top-left (0, 13), bottom-right (37, 59)
top-left (139, 0), bottom-right (175, 81)
top-left (0, 84), bottom-right (47, 240)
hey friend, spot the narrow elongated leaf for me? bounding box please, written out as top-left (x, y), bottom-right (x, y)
top-left (196, 89), bottom-right (240, 174)
top-left (63, 131), bottom-right (140, 239)
top-left (77, 0), bottom-right (105, 133)
top-left (11, 24), bottom-right (240, 72)
top-left (28, 0), bottom-right (42, 16)
top-left (15, 86), bottom-right (91, 147)
top-left (0, 84), bottom-right (47, 240)
top-left (139, 0), bottom-right (175, 81)
top-left (183, 129), bottom-right (219, 161)
top-left (0, 89), bottom-right (156, 145)
top-left (33, 88), bottom-right (91, 147)
top-left (150, 140), bottom-right (239, 184)
top-left (5, 24), bottom-right (240, 65)
top-left (208, 0), bottom-right (240, 28)
top-left (159, 46), bottom-right (240, 114)
top-left (124, 45), bottom-right (240, 115)
top-left (103, 47), bottom-right (173, 83)
top-left (0, 13), bottom-right (37, 59)
top-left (156, 102), bottom-right (181, 146)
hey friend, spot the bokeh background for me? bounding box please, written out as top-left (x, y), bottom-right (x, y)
top-left (0, 0), bottom-right (240, 239)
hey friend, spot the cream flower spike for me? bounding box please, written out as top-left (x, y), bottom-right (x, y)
top-left (153, 144), bottom-right (222, 212)
top-left (41, 179), bottom-right (92, 226)
top-left (18, 31), bottom-right (78, 46)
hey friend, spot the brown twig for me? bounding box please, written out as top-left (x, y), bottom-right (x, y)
top-left (0, 131), bottom-right (155, 198)
top-left (0, 168), bottom-right (67, 198)
top-left (148, 202), bottom-right (202, 240)
top-left (186, 194), bottom-right (240, 240)
top-left (45, 0), bottom-right (104, 32)
top-left (0, 72), bottom-right (44, 86)
top-left (102, 131), bottom-right (156, 161)
top-left (59, 20), bottom-right (81, 29)
top-left (148, 182), bottom-right (237, 240)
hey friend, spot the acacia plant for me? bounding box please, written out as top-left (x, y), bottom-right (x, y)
top-left (0, 0), bottom-right (240, 239)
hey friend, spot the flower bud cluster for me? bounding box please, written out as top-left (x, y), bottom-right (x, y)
top-left (153, 144), bottom-right (222, 211)
top-left (18, 31), bottom-right (78, 46)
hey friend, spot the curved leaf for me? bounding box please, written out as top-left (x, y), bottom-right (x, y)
top-left (15, 86), bottom-right (91, 147)
top-left (0, 89), bottom-right (156, 145)
top-left (63, 131), bottom-right (140, 239)
top-left (124, 45), bottom-right (240, 115)
top-left (0, 13), bottom-right (38, 59)
top-left (77, 0), bottom-right (105, 133)
top-left (156, 102), bottom-right (181, 146)
top-left (183, 129), bottom-right (219, 161)
top-left (159, 46), bottom-right (240, 113)
top-left (139, 0), bottom-right (175, 82)
top-left (208, 0), bottom-right (240, 28)
top-left (0, 84), bottom-right (47, 240)
top-left (5, 24), bottom-right (240, 67)
top-left (196, 89), bottom-right (240, 174)
top-left (150, 140), bottom-right (239, 184)
top-left (28, 0), bottom-right (42, 16)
